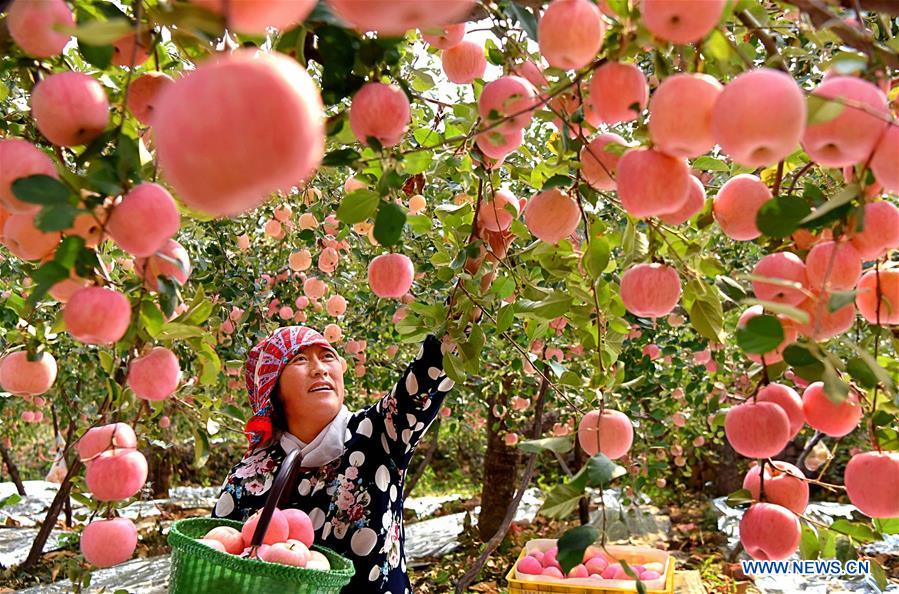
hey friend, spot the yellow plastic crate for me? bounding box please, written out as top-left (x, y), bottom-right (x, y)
top-left (506, 540), bottom-right (676, 594)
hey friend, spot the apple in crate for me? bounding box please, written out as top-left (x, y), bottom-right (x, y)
top-left (516, 555), bottom-right (542, 575)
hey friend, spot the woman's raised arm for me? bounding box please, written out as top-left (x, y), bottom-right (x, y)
top-left (370, 333), bottom-right (455, 470)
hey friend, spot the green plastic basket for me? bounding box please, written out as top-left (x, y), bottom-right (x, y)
top-left (168, 517), bottom-right (355, 594)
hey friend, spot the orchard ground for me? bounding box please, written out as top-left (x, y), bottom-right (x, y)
top-left (1, 0), bottom-right (899, 593)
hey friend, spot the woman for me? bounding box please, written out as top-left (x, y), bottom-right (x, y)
top-left (212, 325), bottom-right (455, 593)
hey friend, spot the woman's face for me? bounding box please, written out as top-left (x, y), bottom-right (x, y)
top-left (277, 345), bottom-right (346, 427)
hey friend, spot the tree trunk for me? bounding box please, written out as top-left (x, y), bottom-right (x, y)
top-left (455, 372), bottom-right (550, 593)
top-left (404, 418), bottom-right (440, 499)
top-left (477, 380), bottom-right (520, 542)
top-left (148, 444), bottom-right (172, 499)
top-left (22, 418), bottom-right (80, 570)
top-left (711, 440), bottom-right (746, 496)
top-left (0, 441), bottom-right (26, 496)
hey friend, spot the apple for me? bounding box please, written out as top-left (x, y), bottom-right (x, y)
top-left (725, 401), bottom-right (790, 458)
top-left (80, 518), bottom-right (138, 567)
top-left (739, 503), bottom-right (800, 560)
top-left (743, 461), bottom-right (809, 514)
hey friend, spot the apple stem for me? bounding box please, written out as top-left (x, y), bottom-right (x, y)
top-left (758, 458), bottom-right (767, 502)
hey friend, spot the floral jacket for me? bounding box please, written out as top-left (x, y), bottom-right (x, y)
top-left (212, 334), bottom-right (454, 593)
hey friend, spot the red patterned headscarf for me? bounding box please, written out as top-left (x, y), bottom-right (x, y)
top-left (243, 326), bottom-right (336, 451)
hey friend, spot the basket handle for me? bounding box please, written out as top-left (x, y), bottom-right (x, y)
top-left (250, 448), bottom-right (303, 547)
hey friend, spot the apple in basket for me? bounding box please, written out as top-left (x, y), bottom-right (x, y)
top-left (258, 540), bottom-right (310, 567)
top-left (196, 508), bottom-right (330, 570)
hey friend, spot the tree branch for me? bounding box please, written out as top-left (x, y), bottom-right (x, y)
top-left (785, 0), bottom-right (899, 68)
top-left (454, 369), bottom-right (550, 593)
top-left (737, 11), bottom-right (788, 72)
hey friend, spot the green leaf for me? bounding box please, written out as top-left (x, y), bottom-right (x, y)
top-left (873, 517), bottom-right (899, 535)
top-left (782, 343), bottom-right (818, 367)
top-left (443, 352), bottom-right (466, 384)
top-left (85, 157), bottom-right (123, 196)
top-left (66, 18), bottom-right (133, 45)
top-left (726, 488), bottom-right (753, 507)
top-left (584, 237), bottom-right (610, 279)
top-left (337, 190), bottom-right (380, 225)
top-left (835, 536), bottom-right (855, 564)
top-left (740, 298), bottom-right (810, 325)
top-left (583, 453), bottom-right (626, 488)
top-left (829, 519), bottom-right (877, 543)
top-left (157, 323), bottom-right (205, 340)
top-left (97, 350), bottom-right (115, 375)
top-left (191, 426), bottom-right (210, 468)
top-left (323, 148), bottom-right (361, 169)
top-left (846, 357), bottom-right (877, 389)
top-left (30, 261), bottom-right (69, 287)
top-left (410, 70), bottom-right (435, 92)
top-left (870, 559), bottom-right (888, 591)
top-left (539, 479), bottom-right (587, 519)
top-left (377, 170), bottom-right (406, 196)
top-left (783, 344), bottom-right (826, 382)
top-left (490, 275), bottom-right (516, 300)
top-left (800, 184), bottom-right (858, 225)
top-left (607, 0), bottom-right (629, 16)
top-left (53, 236), bottom-right (84, 269)
top-left (689, 297), bottom-right (724, 342)
top-left (704, 29), bottom-right (733, 62)
top-left (807, 94), bottom-right (846, 125)
top-left (35, 203), bottom-right (78, 232)
top-left (154, 275), bottom-right (178, 318)
top-left (542, 174), bottom-right (573, 190)
top-left (140, 300), bottom-right (165, 338)
top-left (11, 175), bottom-right (71, 206)
top-left (872, 410), bottom-right (893, 427)
top-left (846, 342), bottom-right (895, 396)
top-left (115, 135), bottom-right (141, 183)
top-left (496, 303), bottom-right (515, 333)
top-left (516, 292), bottom-right (572, 320)
top-left (829, 51), bottom-right (868, 75)
top-left (373, 201), bottom-right (406, 247)
top-left (756, 196), bottom-right (811, 238)
top-left (691, 156), bottom-right (730, 172)
top-left (78, 40), bottom-right (113, 69)
top-left (28, 261), bottom-right (69, 305)
top-left (198, 342), bottom-right (221, 386)
top-left (505, 1), bottom-right (539, 41)
top-left (468, 322), bottom-right (485, 358)
top-left (717, 276), bottom-right (747, 303)
top-left (401, 151), bottom-right (432, 175)
top-left (818, 527), bottom-right (837, 558)
top-left (517, 436), bottom-right (573, 455)
top-left (827, 290), bottom-right (856, 313)
top-left (557, 525), bottom-right (599, 574)
top-left (800, 524), bottom-right (819, 559)
top-left (821, 363), bottom-right (849, 403)
top-left (736, 314), bottom-right (784, 355)
top-left (29, 268), bottom-right (64, 307)
top-left (0, 493), bottom-right (22, 508)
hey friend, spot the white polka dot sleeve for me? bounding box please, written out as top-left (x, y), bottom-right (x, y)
top-left (375, 334), bottom-right (455, 469)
